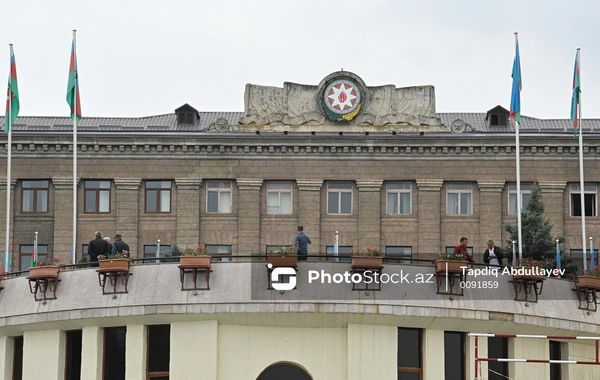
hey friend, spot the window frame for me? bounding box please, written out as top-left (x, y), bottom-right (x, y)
top-left (205, 244), bottom-right (232, 262)
top-left (146, 325), bottom-right (170, 379)
top-left (385, 246), bottom-right (412, 264)
top-left (143, 244), bottom-right (171, 259)
top-left (447, 183), bottom-right (473, 215)
top-left (145, 180), bottom-right (172, 214)
top-left (508, 183), bottom-right (532, 215)
top-left (21, 180), bottom-right (49, 214)
top-left (206, 181), bottom-right (232, 214)
top-left (327, 182), bottom-right (353, 215)
top-left (386, 182), bottom-right (412, 215)
top-left (84, 180), bottom-right (111, 214)
top-left (326, 246), bottom-right (352, 262)
top-left (266, 181), bottom-right (293, 215)
top-left (569, 249), bottom-right (596, 274)
top-left (569, 183), bottom-right (597, 217)
top-left (397, 328), bottom-right (423, 379)
top-left (444, 331), bottom-right (466, 380)
top-left (19, 244), bottom-right (48, 271)
top-left (446, 246), bottom-right (474, 257)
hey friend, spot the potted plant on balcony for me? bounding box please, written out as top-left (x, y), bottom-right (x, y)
top-left (512, 258), bottom-right (545, 280)
top-left (578, 266), bottom-right (600, 288)
top-left (179, 246), bottom-right (211, 267)
top-left (29, 256), bottom-right (61, 279)
top-left (435, 252), bottom-right (469, 272)
top-left (98, 252), bottom-right (131, 271)
top-left (268, 245), bottom-right (298, 267)
top-left (351, 246), bottom-right (383, 268)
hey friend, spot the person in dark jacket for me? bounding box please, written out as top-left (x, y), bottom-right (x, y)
top-left (293, 225), bottom-right (312, 261)
top-left (112, 234), bottom-right (131, 256)
top-left (88, 231), bottom-right (108, 266)
top-left (483, 239), bottom-right (504, 267)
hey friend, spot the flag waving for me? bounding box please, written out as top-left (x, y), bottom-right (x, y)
top-left (509, 36), bottom-right (522, 123)
top-left (570, 50), bottom-right (580, 132)
top-left (5, 46), bottom-right (19, 133)
top-left (66, 34), bottom-right (82, 120)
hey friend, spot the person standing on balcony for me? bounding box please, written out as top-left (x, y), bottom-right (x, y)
top-left (294, 225), bottom-right (312, 261)
top-left (88, 231), bottom-right (108, 267)
top-left (453, 237), bottom-right (474, 263)
top-left (483, 239), bottom-right (503, 267)
top-left (112, 234), bottom-right (131, 256)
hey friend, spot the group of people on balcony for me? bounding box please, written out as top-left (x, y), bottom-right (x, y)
top-left (454, 237), bottom-right (504, 266)
top-left (88, 232), bottom-right (130, 266)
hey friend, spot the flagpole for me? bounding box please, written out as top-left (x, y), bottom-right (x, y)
top-left (576, 48), bottom-right (587, 271)
top-left (4, 44), bottom-right (13, 273)
top-left (513, 32), bottom-right (523, 263)
top-left (72, 30), bottom-right (78, 265)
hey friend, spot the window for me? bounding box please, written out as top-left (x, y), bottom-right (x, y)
top-left (84, 180), bottom-right (110, 213)
top-left (82, 245), bottom-right (89, 262)
top-left (385, 247), bottom-right (412, 264)
top-left (447, 184), bottom-right (472, 215)
top-left (146, 181), bottom-right (171, 213)
top-left (326, 246), bottom-right (352, 262)
top-left (147, 325), bottom-right (170, 379)
top-left (508, 183), bottom-right (532, 215)
top-left (206, 245), bottom-right (232, 262)
top-left (386, 183), bottom-right (411, 215)
top-left (65, 330), bottom-right (82, 380)
top-left (19, 245), bottom-right (48, 271)
top-left (178, 112), bottom-right (194, 124)
top-left (103, 327), bottom-right (126, 380)
top-left (569, 249), bottom-right (596, 274)
top-left (398, 328), bottom-right (422, 379)
top-left (21, 180), bottom-right (48, 213)
top-left (490, 114), bottom-right (507, 126)
top-left (206, 181), bottom-right (231, 213)
top-left (257, 363), bottom-right (312, 380)
top-left (267, 182), bottom-right (292, 214)
top-left (143, 245), bottom-right (171, 259)
top-left (549, 341), bottom-right (562, 380)
top-left (327, 182), bottom-right (352, 214)
top-left (488, 337), bottom-right (509, 380)
top-left (13, 336), bottom-right (23, 380)
top-left (570, 183), bottom-right (597, 217)
top-left (444, 332), bottom-right (465, 380)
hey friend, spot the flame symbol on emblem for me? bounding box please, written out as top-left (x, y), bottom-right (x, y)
top-left (338, 91), bottom-right (347, 103)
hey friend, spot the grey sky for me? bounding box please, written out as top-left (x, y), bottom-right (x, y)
top-left (3, 0), bottom-right (599, 119)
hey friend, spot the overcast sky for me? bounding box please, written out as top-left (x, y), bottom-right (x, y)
top-left (2, 0), bottom-right (599, 119)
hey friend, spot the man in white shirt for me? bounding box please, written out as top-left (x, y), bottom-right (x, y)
top-left (483, 239), bottom-right (504, 267)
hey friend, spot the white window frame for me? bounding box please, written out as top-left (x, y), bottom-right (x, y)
top-left (386, 182), bottom-right (412, 215)
top-left (206, 181), bottom-right (232, 213)
top-left (570, 183), bottom-right (597, 217)
top-left (327, 182), bottom-right (353, 215)
top-left (266, 182), bottom-right (293, 215)
top-left (385, 246), bottom-right (412, 264)
top-left (206, 244), bottom-right (232, 262)
top-left (447, 183), bottom-right (472, 215)
top-left (508, 183), bottom-right (532, 215)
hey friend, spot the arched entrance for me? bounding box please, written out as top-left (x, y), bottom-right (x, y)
top-left (256, 362), bottom-right (313, 380)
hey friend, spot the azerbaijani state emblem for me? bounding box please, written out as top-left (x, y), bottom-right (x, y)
top-left (322, 79), bottom-right (362, 122)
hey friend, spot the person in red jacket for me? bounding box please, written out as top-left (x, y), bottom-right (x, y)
top-left (453, 237), bottom-right (474, 263)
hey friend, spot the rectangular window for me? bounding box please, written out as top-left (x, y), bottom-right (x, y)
top-left (444, 331), bottom-right (465, 380)
top-left (326, 246), bottom-right (352, 262)
top-left (386, 182), bottom-right (412, 215)
top-left (446, 246), bottom-right (474, 257)
top-left (143, 245), bottom-right (171, 259)
top-left (206, 181), bottom-right (231, 213)
top-left (508, 183), bottom-right (532, 215)
top-left (145, 181), bottom-right (172, 213)
top-left (549, 341), bottom-right (562, 380)
top-left (82, 245), bottom-right (89, 262)
top-left (84, 180), bottom-right (111, 213)
top-left (21, 180), bottom-right (49, 213)
top-left (398, 328), bottom-right (422, 379)
top-left (13, 336), bottom-right (23, 380)
top-left (267, 182), bottom-right (292, 214)
top-left (206, 245), bottom-right (232, 262)
top-left (147, 325), bottom-right (170, 379)
top-left (570, 183), bottom-right (597, 217)
top-left (19, 245), bottom-right (48, 271)
top-left (447, 183), bottom-right (472, 215)
top-left (385, 246), bottom-right (412, 264)
top-left (103, 327), bottom-right (126, 380)
top-left (65, 330), bottom-right (82, 380)
top-left (327, 182), bottom-right (353, 214)
top-left (488, 337), bottom-right (509, 380)
top-left (569, 249), bottom-right (596, 274)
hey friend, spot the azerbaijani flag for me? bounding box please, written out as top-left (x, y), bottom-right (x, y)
top-left (5, 47), bottom-right (19, 133)
top-left (509, 38), bottom-right (522, 123)
top-left (570, 50), bottom-right (580, 133)
top-left (66, 38), bottom-right (82, 120)
top-left (556, 244), bottom-right (561, 272)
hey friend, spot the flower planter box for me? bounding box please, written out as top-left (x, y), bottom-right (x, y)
top-left (512, 267), bottom-right (545, 280)
top-left (351, 256), bottom-right (383, 268)
top-left (180, 256), bottom-right (212, 267)
top-left (577, 275), bottom-right (600, 288)
top-left (268, 254), bottom-right (298, 267)
top-left (28, 265), bottom-right (60, 279)
top-left (436, 260), bottom-right (468, 272)
top-left (98, 258), bottom-right (130, 271)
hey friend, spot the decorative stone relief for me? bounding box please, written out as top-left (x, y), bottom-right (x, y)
top-left (206, 118), bottom-right (231, 132)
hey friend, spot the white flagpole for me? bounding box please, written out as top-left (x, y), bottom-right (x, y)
top-left (514, 33), bottom-right (523, 263)
top-left (72, 30), bottom-right (78, 265)
top-left (576, 48), bottom-right (587, 271)
top-left (34, 231), bottom-right (38, 265)
top-left (4, 44), bottom-right (13, 273)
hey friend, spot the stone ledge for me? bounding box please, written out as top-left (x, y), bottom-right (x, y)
top-left (296, 179), bottom-right (324, 191)
top-left (477, 180), bottom-right (506, 192)
top-left (114, 178), bottom-right (142, 189)
top-left (415, 179), bottom-right (444, 191)
top-left (236, 178), bottom-right (264, 190)
top-left (175, 178), bottom-right (203, 190)
top-left (356, 180), bottom-right (384, 191)
top-left (538, 181), bottom-right (567, 193)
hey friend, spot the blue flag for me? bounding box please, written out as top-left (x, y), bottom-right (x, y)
top-left (556, 245), bottom-right (561, 272)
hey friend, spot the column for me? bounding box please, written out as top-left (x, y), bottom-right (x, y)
top-left (170, 320), bottom-right (217, 380)
top-left (125, 324), bottom-right (147, 380)
top-left (508, 338), bottom-right (549, 379)
top-left (422, 329), bottom-right (445, 379)
top-left (22, 329), bottom-right (66, 380)
top-left (416, 179), bottom-right (444, 256)
top-left (114, 179), bottom-right (141, 257)
top-left (81, 326), bottom-right (103, 380)
top-left (477, 181), bottom-right (505, 261)
top-left (356, 180), bottom-right (383, 251)
top-left (0, 180), bottom-right (16, 271)
top-left (538, 181), bottom-right (567, 238)
top-left (236, 178), bottom-right (263, 255)
top-left (0, 336), bottom-right (14, 380)
top-left (175, 178), bottom-right (202, 247)
top-left (52, 178), bottom-right (76, 266)
top-left (296, 180), bottom-right (323, 253)
top-left (347, 324), bottom-right (396, 380)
